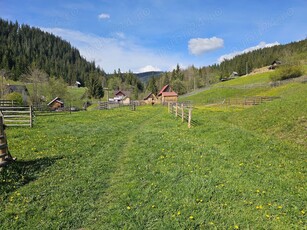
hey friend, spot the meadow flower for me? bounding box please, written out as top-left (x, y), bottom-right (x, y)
top-left (256, 205), bottom-right (263, 210)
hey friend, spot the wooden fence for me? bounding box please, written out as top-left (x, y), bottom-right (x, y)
top-left (168, 102), bottom-right (194, 128)
top-left (203, 96), bottom-right (280, 107)
top-left (0, 100), bottom-right (19, 107)
top-left (0, 106), bottom-right (33, 127)
top-left (98, 101), bottom-right (139, 111)
top-left (0, 112), bottom-right (15, 168)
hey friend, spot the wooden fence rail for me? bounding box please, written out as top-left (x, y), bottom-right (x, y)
top-left (0, 100), bottom-right (19, 107)
top-left (98, 101), bottom-right (139, 111)
top-left (0, 106), bottom-right (33, 127)
top-left (204, 96), bottom-right (280, 107)
top-left (168, 102), bottom-right (195, 128)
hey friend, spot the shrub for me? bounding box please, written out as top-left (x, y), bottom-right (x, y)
top-left (270, 65), bottom-right (304, 81)
top-left (3, 92), bottom-right (23, 105)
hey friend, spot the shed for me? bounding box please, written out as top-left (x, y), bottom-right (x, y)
top-left (158, 84), bottom-right (178, 103)
top-left (47, 97), bottom-right (64, 111)
top-left (143, 93), bottom-right (157, 105)
top-left (268, 60), bottom-right (282, 70)
top-left (161, 91), bottom-right (178, 103)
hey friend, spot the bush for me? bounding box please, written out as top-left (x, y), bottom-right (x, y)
top-left (3, 92), bottom-right (23, 105)
top-left (270, 65), bottom-right (304, 81)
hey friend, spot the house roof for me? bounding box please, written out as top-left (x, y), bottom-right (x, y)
top-left (143, 92), bottom-right (156, 100)
top-left (162, 91), bottom-right (178, 97)
top-left (47, 97), bottom-right (64, 106)
top-left (114, 90), bottom-right (131, 97)
top-left (158, 84), bottom-right (170, 96)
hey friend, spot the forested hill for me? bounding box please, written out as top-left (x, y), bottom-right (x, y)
top-left (0, 18), bottom-right (104, 85)
top-left (218, 39), bottom-right (307, 77)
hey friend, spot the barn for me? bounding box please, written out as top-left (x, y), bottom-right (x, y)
top-left (157, 84), bottom-right (178, 104)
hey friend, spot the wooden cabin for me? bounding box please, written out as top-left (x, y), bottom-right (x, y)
top-left (157, 84), bottom-right (178, 104)
top-left (47, 97), bottom-right (64, 111)
top-left (143, 92), bottom-right (157, 105)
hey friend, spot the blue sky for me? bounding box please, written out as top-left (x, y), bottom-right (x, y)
top-left (1, 0), bottom-right (306, 73)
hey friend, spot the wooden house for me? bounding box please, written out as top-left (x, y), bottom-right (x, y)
top-left (47, 97), bottom-right (64, 111)
top-left (143, 92), bottom-right (157, 105)
top-left (268, 60), bottom-right (282, 70)
top-left (110, 90), bottom-right (131, 104)
top-left (157, 84), bottom-right (178, 104)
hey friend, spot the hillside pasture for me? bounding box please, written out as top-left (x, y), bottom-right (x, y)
top-left (0, 94), bottom-right (306, 229)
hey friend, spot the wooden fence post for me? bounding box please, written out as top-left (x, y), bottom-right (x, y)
top-left (30, 106), bottom-right (33, 127)
top-left (181, 104), bottom-right (184, 122)
top-left (0, 112), bottom-right (15, 168)
top-left (175, 103), bottom-right (178, 117)
top-left (188, 108), bottom-right (192, 128)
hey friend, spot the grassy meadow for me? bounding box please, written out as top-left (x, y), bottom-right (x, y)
top-left (1, 72), bottom-right (306, 229)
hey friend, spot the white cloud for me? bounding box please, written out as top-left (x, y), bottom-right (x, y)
top-left (218, 41), bottom-right (280, 63)
top-left (98, 13), bottom-right (110, 20)
top-left (188, 37), bottom-right (224, 56)
top-left (137, 65), bottom-right (161, 73)
top-left (41, 27), bottom-right (185, 73)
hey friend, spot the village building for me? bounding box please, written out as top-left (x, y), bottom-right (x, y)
top-left (47, 97), bottom-right (64, 111)
top-left (268, 60), bottom-right (282, 70)
top-left (157, 84), bottom-right (178, 104)
top-left (143, 92), bottom-right (157, 105)
top-left (109, 90), bottom-right (131, 105)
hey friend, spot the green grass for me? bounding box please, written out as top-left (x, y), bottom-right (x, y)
top-left (1, 71), bottom-right (306, 229)
top-left (0, 97), bottom-right (306, 229)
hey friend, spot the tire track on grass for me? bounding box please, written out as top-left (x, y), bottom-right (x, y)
top-left (86, 107), bottom-right (165, 228)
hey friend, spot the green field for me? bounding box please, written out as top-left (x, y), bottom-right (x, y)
top-left (1, 73), bottom-right (306, 229)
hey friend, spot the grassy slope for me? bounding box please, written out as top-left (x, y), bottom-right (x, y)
top-left (0, 71), bottom-right (306, 229)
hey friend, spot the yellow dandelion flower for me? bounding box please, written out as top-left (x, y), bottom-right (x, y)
top-left (127, 206), bottom-right (131, 210)
top-left (234, 225), bottom-right (239, 229)
top-left (301, 210), bottom-right (305, 215)
top-left (278, 205), bottom-right (282, 209)
top-left (177, 211), bottom-right (181, 215)
top-left (189, 215), bottom-right (194, 220)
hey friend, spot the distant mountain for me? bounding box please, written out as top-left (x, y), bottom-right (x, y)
top-left (135, 71), bottom-right (163, 82)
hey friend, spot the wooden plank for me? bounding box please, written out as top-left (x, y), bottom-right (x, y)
top-left (2, 111), bottom-right (30, 114)
top-left (5, 124), bottom-right (31, 127)
top-left (3, 115), bottom-right (30, 118)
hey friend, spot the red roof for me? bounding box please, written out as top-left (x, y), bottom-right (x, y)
top-left (158, 84), bottom-right (170, 96)
top-left (162, 91), bottom-right (178, 97)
